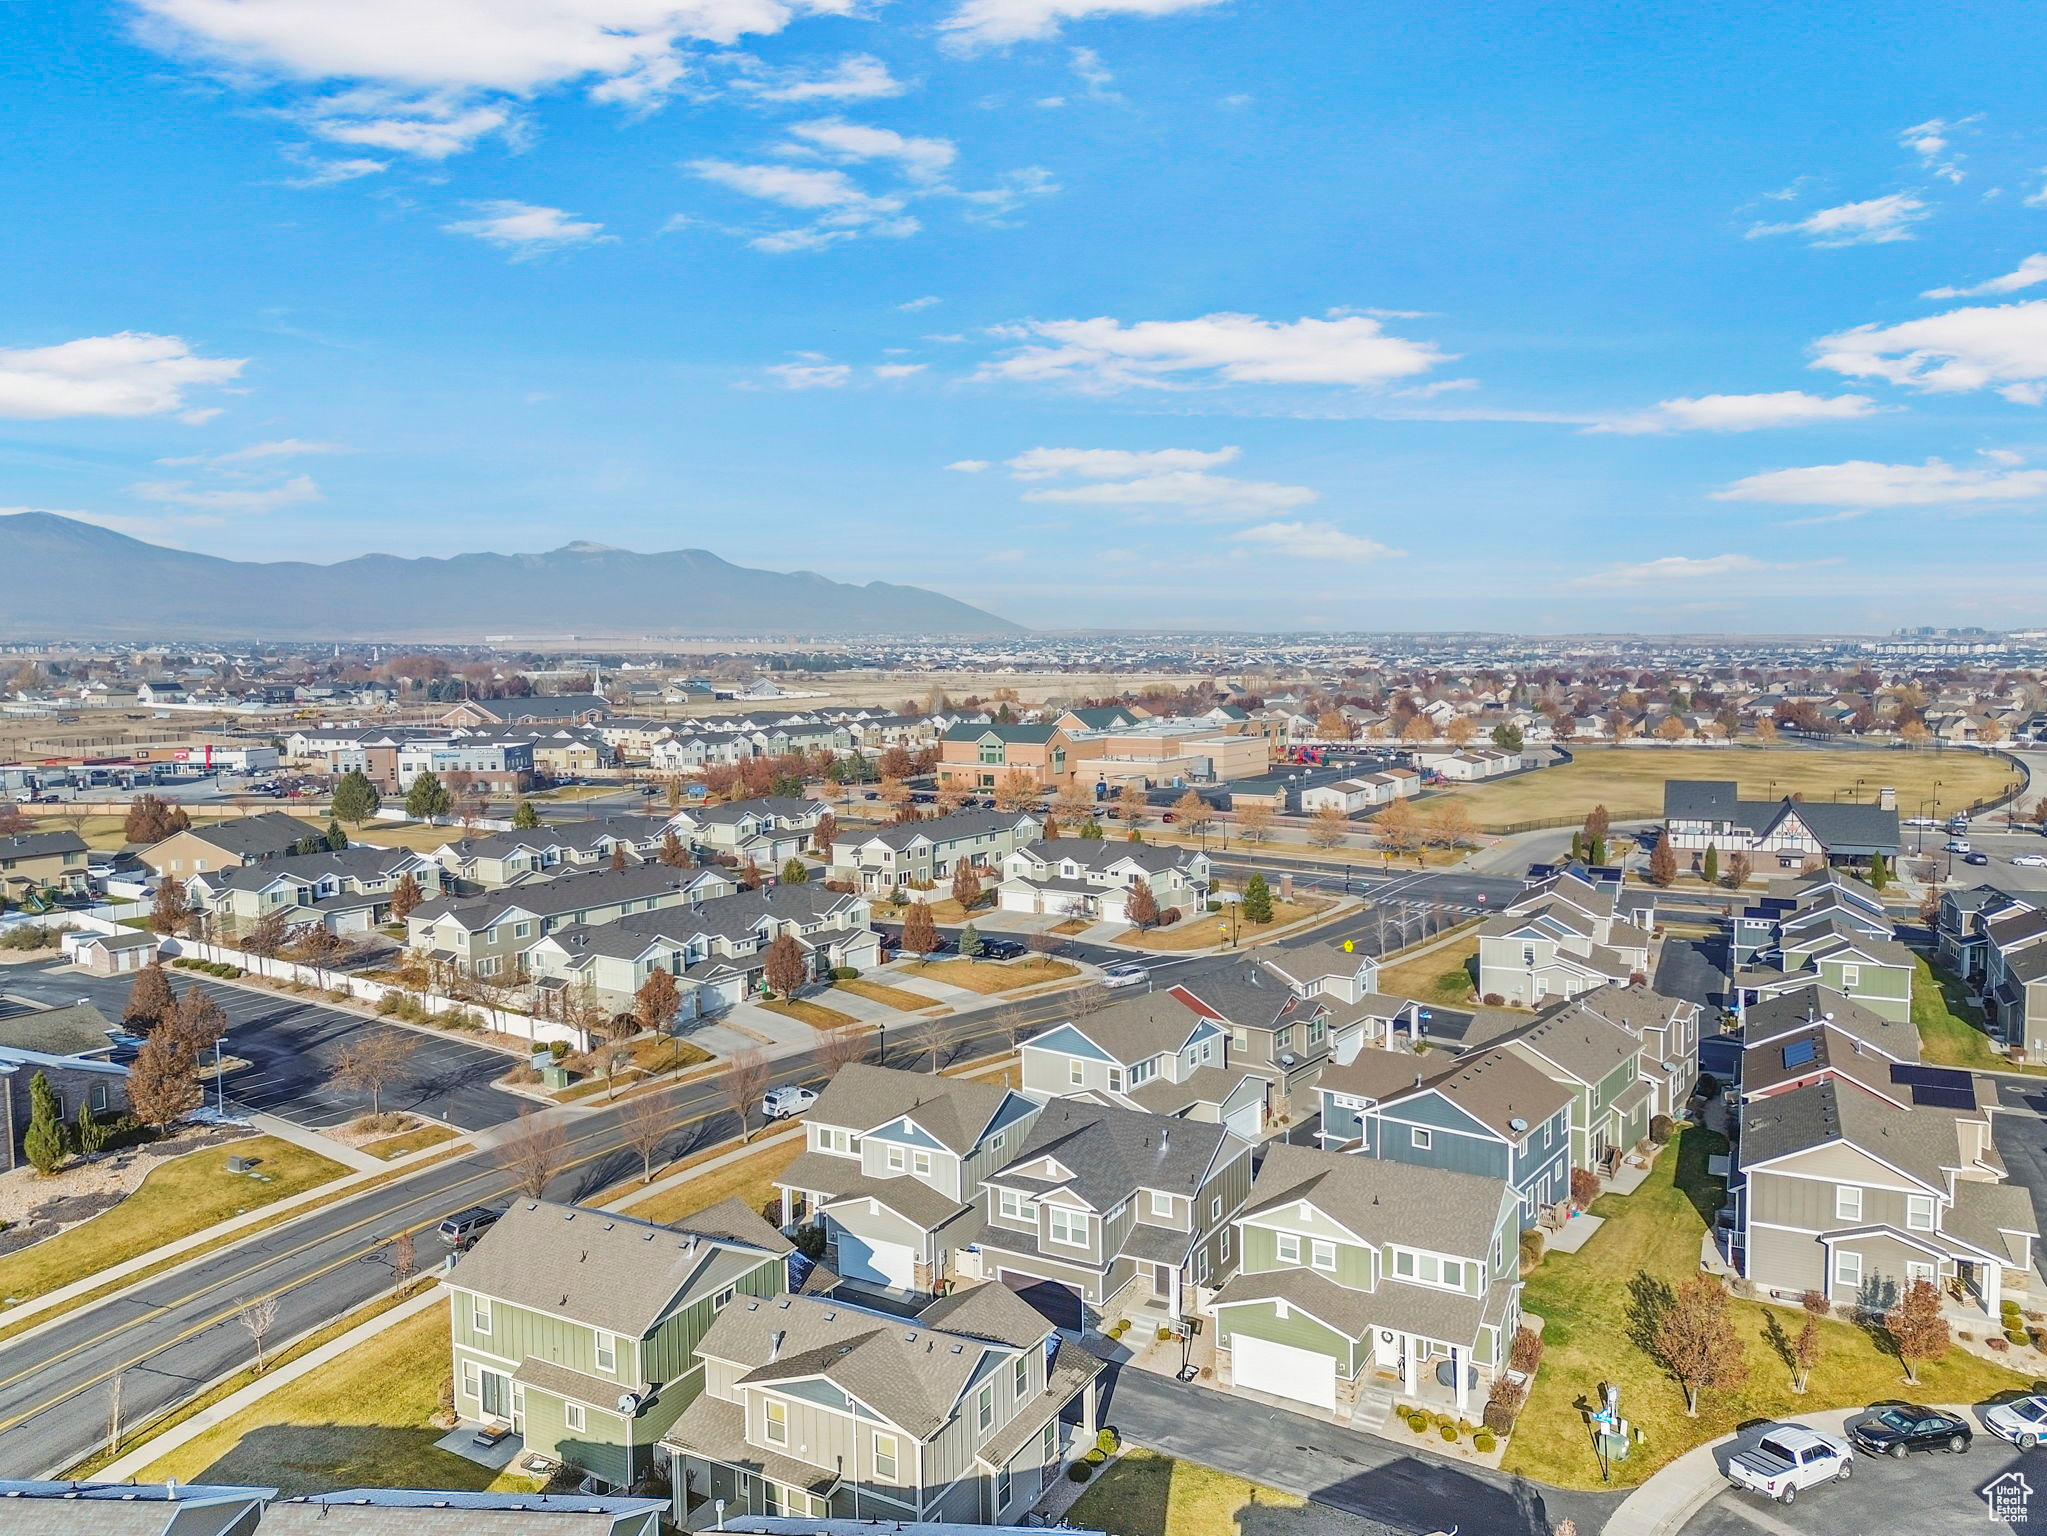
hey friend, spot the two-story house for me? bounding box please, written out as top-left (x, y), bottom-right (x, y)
top-left (828, 811), bottom-right (1044, 894)
top-left (971, 1098), bottom-right (1253, 1328)
top-left (662, 1283), bottom-right (1105, 1527)
top-left (1737, 926), bottom-right (1916, 1024)
top-left (0, 829), bottom-right (90, 902)
top-left (1494, 1004), bottom-right (1649, 1178)
top-left (139, 811), bottom-right (324, 878)
top-left (1316, 1042), bottom-right (1574, 1228)
top-left (1983, 906), bottom-right (2047, 1055)
top-left (1162, 954), bottom-right (1376, 1118)
top-left (186, 845), bottom-right (444, 937)
top-left (1566, 981), bottom-right (1702, 1120)
top-left (434, 816), bottom-right (684, 892)
top-left (1475, 872), bottom-right (1652, 1008)
top-left (994, 839), bottom-right (1210, 926)
top-left (447, 1198), bottom-right (793, 1490)
top-left (775, 1065), bottom-right (1044, 1297)
top-left (407, 863), bottom-right (727, 979)
top-left (671, 798), bottom-right (830, 869)
top-left (1663, 780), bottom-right (1901, 874)
top-left (1936, 884), bottom-right (2032, 989)
top-left (1208, 1143), bottom-right (1522, 1422)
top-left (1018, 995), bottom-right (1270, 1137)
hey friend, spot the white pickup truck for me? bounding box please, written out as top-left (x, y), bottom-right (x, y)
top-left (1726, 1425), bottom-right (1853, 1505)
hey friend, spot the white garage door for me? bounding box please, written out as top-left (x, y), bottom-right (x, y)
top-left (1225, 1098), bottom-right (1263, 1141)
top-left (1231, 1334), bottom-right (1337, 1410)
top-left (836, 1231), bottom-right (919, 1290)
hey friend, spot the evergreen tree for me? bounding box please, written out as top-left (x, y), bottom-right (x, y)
top-left (1569, 830), bottom-right (1586, 863)
top-left (1079, 818), bottom-right (1105, 840)
top-left (513, 799), bottom-right (541, 829)
top-left (74, 1099), bottom-right (110, 1159)
top-left (330, 769), bottom-right (381, 827)
top-left (23, 1072), bottom-right (65, 1175)
top-left (957, 922), bottom-right (982, 958)
top-left (1490, 722), bottom-right (1524, 752)
top-left (1868, 852), bottom-right (1890, 892)
top-left (779, 858), bottom-right (811, 885)
top-left (1241, 872), bottom-right (1275, 924)
top-left (324, 819), bottom-right (349, 852)
top-left (1702, 845), bottom-right (1719, 885)
top-left (405, 771), bottom-right (451, 823)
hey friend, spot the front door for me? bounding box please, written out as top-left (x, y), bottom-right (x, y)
top-left (1153, 1264), bottom-right (1172, 1301)
top-left (480, 1369), bottom-right (509, 1419)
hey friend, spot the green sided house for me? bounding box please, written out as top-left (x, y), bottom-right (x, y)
top-left (447, 1197), bottom-right (792, 1490)
top-left (1207, 1143), bottom-right (1522, 1423)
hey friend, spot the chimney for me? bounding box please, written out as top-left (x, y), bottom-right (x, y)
top-left (1878, 786), bottom-right (1897, 811)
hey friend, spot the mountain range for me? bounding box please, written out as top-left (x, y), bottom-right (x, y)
top-left (0, 513), bottom-right (1020, 639)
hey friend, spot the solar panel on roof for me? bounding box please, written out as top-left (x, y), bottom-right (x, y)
top-left (1890, 1064), bottom-right (1972, 1089)
top-left (1781, 1038), bottom-right (1817, 1069)
top-left (1909, 1083), bottom-right (1979, 1110)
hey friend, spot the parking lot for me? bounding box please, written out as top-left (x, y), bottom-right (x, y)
top-left (0, 962), bottom-right (526, 1131)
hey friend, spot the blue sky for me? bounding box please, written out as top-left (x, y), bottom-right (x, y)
top-left (4, 0), bottom-right (2046, 632)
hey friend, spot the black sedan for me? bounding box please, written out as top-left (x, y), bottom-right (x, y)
top-left (977, 938), bottom-right (1027, 960)
top-left (1848, 1404), bottom-right (1973, 1458)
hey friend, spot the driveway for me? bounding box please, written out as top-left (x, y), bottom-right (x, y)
top-left (1104, 1365), bottom-right (1617, 1536)
top-left (1680, 1428), bottom-right (2037, 1536)
top-left (1655, 935), bottom-right (1731, 1013)
top-left (0, 962), bottom-right (525, 1131)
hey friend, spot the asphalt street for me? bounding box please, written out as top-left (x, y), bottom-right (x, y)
top-left (0, 982), bottom-right (1077, 1479)
top-left (0, 964), bottom-right (525, 1131)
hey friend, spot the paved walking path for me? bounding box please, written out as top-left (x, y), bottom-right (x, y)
top-left (249, 1110), bottom-right (384, 1174)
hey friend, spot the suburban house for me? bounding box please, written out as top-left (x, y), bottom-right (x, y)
top-left (1475, 871), bottom-right (1652, 1008)
top-left (1018, 996), bottom-right (1271, 1137)
top-left (0, 829), bottom-right (90, 901)
top-left (1207, 1143), bottom-right (1522, 1423)
top-left (437, 694), bottom-right (609, 727)
top-left (1492, 1004), bottom-right (1650, 1178)
top-left (969, 1097), bottom-right (1254, 1328)
top-left (662, 1283), bottom-right (1106, 1527)
top-left (993, 839), bottom-right (1210, 926)
top-left (407, 864), bottom-right (729, 979)
top-left (1981, 905), bottom-right (2047, 1055)
top-left (525, 885), bottom-right (880, 1016)
top-left (1315, 1042), bottom-right (1574, 1229)
top-left (1735, 918), bottom-right (1915, 1025)
top-left (433, 816), bottom-right (685, 891)
top-left (1162, 952), bottom-right (1381, 1118)
top-left (670, 798), bottom-right (829, 868)
top-left (1935, 884), bottom-right (2033, 989)
top-left (447, 1197), bottom-right (792, 1491)
top-left (1566, 981), bottom-right (1703, 1120)
top-left (186, 845), bottom-right (444, 937)
top-left (0, 1479), bottom-right (278, 1535)
top-left (139, 812), bottom-right (323, 878)
top-left (935, 724), bottom-right (1077, 793)
top-left (827, 810), bottom-right (1044, 894)
top-left (0, 1002), bottom-right (128, 1172)
top-left (1730, 871), bottom-right (1894, 967)
top-left (775, 1065), bottom-right (1044, 1297)
top-left (1663, 780), bottom-right (1900, 872)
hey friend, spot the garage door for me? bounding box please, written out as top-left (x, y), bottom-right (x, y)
top-left (1225, 1098), bottom-right (1263, 1141)
top-left (837, 1231), bottom-right (919, 1290)
top-left (1230, 1334), bottom-right (1337, 1410)
top-left (1000, 1269), bottom-right (1084, 1332)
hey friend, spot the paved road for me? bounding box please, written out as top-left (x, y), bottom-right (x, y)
top-left (1107, 1366), bottom-right (1618, 1536)
top-left (0, 965), bottom-right (523, 1131)
top-left (0, 983), bottom-right (1084, 1478)
top-left (1992, 1084), bottom-right (2047, 1291)
top-left (1655, 935), bottom-right (1731, 1014)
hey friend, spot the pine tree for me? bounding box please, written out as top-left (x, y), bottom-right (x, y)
top-left (23, 1072), bottom-right (65, 1175)
top-left (1702, 845), bottom-right (1719, 885)
top-left (1079, 818), bottom-right (1105, 840)
top-left (779, 858), bottom-right (811, 885)
top-left (324, 819), bottom-right (349, 852)
top-left (513, 799), bottom-right (541, 829)
top-left (957, 922), bottom-right (983, 958)
top-left (1241, 872), bottom-right (1275, 924)
top-left (74, 1099), bottom-right (110, 1159)
top-left (1868, 852), bottom-right (1890, 892)
top-left (405, 771), bottom-right (451, 823)
top-left (331, 769), bottom-right (381, 827)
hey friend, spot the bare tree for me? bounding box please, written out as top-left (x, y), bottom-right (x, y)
top-left (720, 1048), bottom-right (772, 1142)
top-left (602, 1043), bottom-right (635, 1099)
top-left (618, 1092), bottom-right (671, 1183)
top-left (1307, 802), bottom-right (1349, 849)
top-left (389, 1231), bottom-right (418, 1293)
top-left (1115, 782), bottom-right (1147, 826)
top-left (1173, 790), bottom-right (1215, 838)
top-left (1792, 1289), bottom-right (1827, 1393)
top-left (913, 1011), bottom-right (951, 1073)
top-left (1236, 801), bottom-right (1274, 845)
top-left (498, 1109), bottom-right (569, 1198)
top-left (816, 1024), bottom-right (868, 1076)
top-left (105, 1372), bottom-right (124, 1460)
top-left (238, 1294), bottom-right (280, 1375)
top-left (330, 1031), bottom-right (419, 1118)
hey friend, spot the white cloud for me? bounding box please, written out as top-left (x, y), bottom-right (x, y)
top-left (782, 118), bottom-right (957, 180)
top-left (0, 332), bottom-right (246, 420)
top-left (1068, 46), bottom-right (1117, 98)
top-left (157, 438), bottom-right (344, 467)
top-left (1022, 470), bottom-right (1316, 520)
top-left (690, 158), bottom-right (918, 250)
top-left (1588, 391), bottom-right (1883, 434)
top-left (1229, 520), bottom-right (1398, 563)
top-left (1573, 554), bottom-right (1802, 587)
top-left (978, 312), bottom-right (1451, 392)
top-left (1003, 446), bottom-right (1239, 479)
top-left (135, 0), bottom-right (855, 155)
top-left (284, 155), bottom-right (388, 187)
top-left (1811, 299), bottom-right (2047, 402)
top-left (1714, 456), bottom-right (2047, 506)
top-left (873, 363), bottom-right (925, 379)
top-left (1923, 255), bottom-right (2047, 299)
top-left (898, 295), bottom-right (943, 311)
top-left (1747, 192), bottom-right (1928, 246)
top-left (939, 0), bottom-right (1227, 50)
top-left (946, 459), bottom-right (992, 472)
top-left (130, 472), bottom-right (321, 515)
top-left (766, 358), bottom-right (853, 389)
top-left (732, 53), bottom-right (904, 102)
top-left (443, 200), bottom-right (612, 257)
top-left (1779, 508), bottom-right (1871, 527)
top-left (951, 165), bottom-right (1059, 219)
top-left (1899, 116), bottom-right (1971, 183)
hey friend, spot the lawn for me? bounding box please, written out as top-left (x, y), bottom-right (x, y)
top-left (1911, 952), bottom-right (2034, 1074)
top-left (1501, 1125), bottom-right (2030, 1490)
top-left (760, 997), bottom-right (860, 1029)
top-left (1066, 1448), bottom-right (1348, 1536)
top-left (0, 1135), bottom-right (347, 1310)
top-left (360, 1124), bottom-right (459, 1160)
top-left (1373, 927), bottom-right (1483, 1006)
top-left (832, 977), bottom-right (946, 1012)
top-left (1120, 898), bottom-right (1334, 952)
top-left (1445, 745), bottom-right (2017, 831)
top-left (354, 820), bottom-right (461, 853)
top-left (615, 1138), bottom-right (803, 1226)
top-left (135, 1305), bottom-right (543, 1497)
top-left (912, 958), bottom-right (1080, 992)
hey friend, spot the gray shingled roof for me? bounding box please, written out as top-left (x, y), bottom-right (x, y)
top-left (0, 829), bottom-right (88, 862)
top-left (175, 812), bottom-right (323, 858)
top-left (1742, 986), bottom-right (1920, 1063)
top-left (206, 844), bottom-right (421, 893)
top-left (1738, 1078), bottom-right (1964, 1190)
top-left (1496, 1003), bottom-right (1640, 1085)
top-left (412, 862), bottom-right (720, 928)
top-left (848, 808), bottom-right (1041, 853)
top-left (1035, 993), bottom-right (1204, 1065)
top-left (1243, 1141), bottom-right (1508, 1257)
top-left (807, 1063), bottom-right (1025, 1157)
top-left (988, 1097), bottom-right (1238, 1212)
top-left (0, 1001), bottom-right (117, 1058)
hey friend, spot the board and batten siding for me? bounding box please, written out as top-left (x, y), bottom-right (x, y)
top-left (1238, 1219), bottom-right (1375, 1292)
top-left (1213, 1299), bottom-right (1361, 1376)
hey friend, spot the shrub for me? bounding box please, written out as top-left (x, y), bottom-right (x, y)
top-left (1991, 1336), bottom-right (2012, 1352)
top-left (1096, 1427), bottom-right (1120, 1454)
top-left (1484, 1376), bottom-right (1527, 1436)
top-left (1482, 992), bottom-right (1505, 1007)
top-left (831, 966), bottom-right (860, 980)
top-left (376, 992), bottom-right (403, 1016)
top-left (0, 925), bottom-right (59, 952)
top-left (1407, 1412), bottom-right (1429, 1434)
top-left (1518, 1230), bottom-right (1545, 1270)
top-left (2009, 1330), bottom-right (2032, 1348)
top-left (1509, 1325), bottom-right (1543, 1375)
top-left (1649, 1114), bottom-right (1674, 1145)
top-left (1158, 907), bottom-right (1182, 926)
top-left (1439, 1423), bottom-right (1458, 1442)
top-left (1569, 1167), bottom-right (1601, 1210)
top-left (2032, 1331), bottom-right (2047, 1352)
top-left (1066, 1461), bottom-right (1092, 1483)
top-left (1474, 1431), bottom-right (1496, 1454)
top-left (1156, 1325), bottom-right (1175, 1342)
top-left (1083, 1448), bottom-right (1106, 1465)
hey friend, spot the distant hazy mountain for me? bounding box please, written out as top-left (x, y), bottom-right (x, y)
top-left (0, 513), bottom-right (1021, 639)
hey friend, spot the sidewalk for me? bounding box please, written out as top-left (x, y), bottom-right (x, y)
top-left (249, 1110), bottom-right (385, 1174)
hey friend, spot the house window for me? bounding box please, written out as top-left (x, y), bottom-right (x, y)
top-left (594, 1331), bottom-right (616, 1373)
top-left (514, 921), bottom-right (532, 939)
top-left (1040, 1420), bottom-right (1057, 1465)
top-left (1311, 1239), bottom-right (1337, 1272)
top-left (1014, 1354), bottom-right (1029, 1398)
top-left (913, 1149), bottom-right (932, 1177)
top-left (978, 1383), bottom-right (995, 1431)
top-left (1210, 1195), bottom-right (1221, 1223)
top-left (873, 1432), bottom-right (900, 1482)
top-left (1834, 1249), bottom-right (1862, 1294)
top-left (1107, 1067), bottom-right (1124, 1093)
top-left (1150, 1191), bottom-right (1173, 1219)
top-left (1048, 1207), bottom-right (1086, 1247)
top-left (1307, 1018), bottom-right (1325, 1048)
top-left (1068, 1058), bottom-right (1085, 1086)
top-left (1411, 1128), bottom-right (1433, 1150)
top-left (1273, 1026), bottom-right (1292, 1052)
top-left (462, 1360), bottom-right (481, 1400)
top-left (1276, 1232), bottom-right (1301, 1264)
top-left (1906, 1194), bottom-right (1936, 1232)
top-left (89, 1086), bottom-right (109, 1113)
top-left (1835, 1186), bottom-right (1862, 1223)
top-left (997, 1465), bottom-right (1013, 1509)
top-left (765, 1400), bottom-right (788, 1445)
top-left (564, 1402), bottom-right (586, 1434)
top-left (999, 1189), bottom-right (1038, 1223)
top-left (1220, 1227), bottom-right (1231, 1262)
top-left (989, 1132), bottom-right (1004, 1152)
top-left (471, 1296), bottom-right (492, 1335)
top-left (1196, 1248), bottom-right (1210, 1284)
top-left (887, 1146), bottom-right (906, 1172)
top-left (1840, 964), bottom-right (1861, 989)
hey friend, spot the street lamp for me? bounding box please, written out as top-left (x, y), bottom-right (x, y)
top-left (213, 1035), bottom-right (229, 1117)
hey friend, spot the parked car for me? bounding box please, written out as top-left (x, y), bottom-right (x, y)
top-left (1984, 1393), bottom-right (2047, 1448)
top-left (1847, 1403), bottom-right (1972, 1458)
top-left (436, 1206), bottom-right (503, 1250)
top-left (978, 938), bottom-right (1026, 960)
top-left (762, 1085), bottom-right (818, 1121)
top-left (2015, 854), bottom-right (2047, 868)
top-left (1726, 1425), bottom-right (1852, 1505)
top-left (1101, 963), bottom-right (1148, 989)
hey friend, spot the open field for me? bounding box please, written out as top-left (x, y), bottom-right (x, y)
top-left (616, 1138), bottom-right (802, 1225)
top-left (912, 958), bottom-right (1080, 992)
top-left (0, 1135), bottom-right (346, 1310)
top-left (353, 820), bottom-right (461, 853)
top-left (1445, 745), bottom-right (2018, 829)
top-left (1373, 926), bottom-right (1483, 1006)
top-left (1502, 1126), bottom-right (2028, 1490)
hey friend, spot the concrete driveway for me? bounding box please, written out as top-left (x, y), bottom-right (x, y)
top-left (0, 962), bottom-right (526, 1131)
